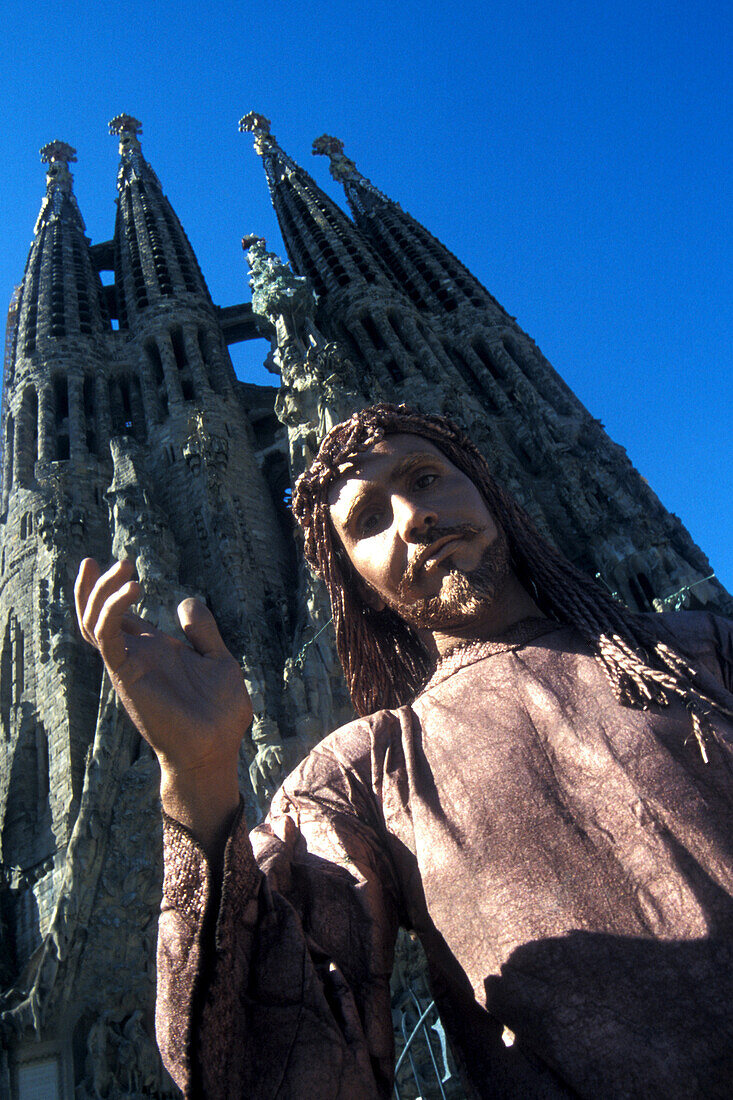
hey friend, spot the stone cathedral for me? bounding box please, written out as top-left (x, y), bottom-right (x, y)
top-left (0, 111), bottom-right (728, 1098)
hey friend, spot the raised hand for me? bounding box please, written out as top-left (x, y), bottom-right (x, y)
top-left (75, 557), bottom-right (250, 856)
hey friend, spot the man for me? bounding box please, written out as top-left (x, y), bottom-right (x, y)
top-left (75, 403), bottom-right (733, 1099)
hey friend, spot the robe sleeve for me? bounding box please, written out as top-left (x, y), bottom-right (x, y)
top-left (156, 725), bottom-right (401, 1100)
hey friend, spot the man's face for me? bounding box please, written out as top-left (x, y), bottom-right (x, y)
top-left (328, 433), bottom-right (509, 630)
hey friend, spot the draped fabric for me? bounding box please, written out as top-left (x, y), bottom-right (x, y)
top-left (157, 612), bottom-right (733, 1099)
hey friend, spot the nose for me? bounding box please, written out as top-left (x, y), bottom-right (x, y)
top-left (392, 493), bottom-right (438, 542)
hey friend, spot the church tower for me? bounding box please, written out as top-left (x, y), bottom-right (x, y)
top-left (107, 114), bottom-right (294, 687)
top-left (0, 141), bottom-right (116, 977)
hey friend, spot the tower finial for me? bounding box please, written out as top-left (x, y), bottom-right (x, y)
top-left (238, 112), bottom-right (275, 155)
top-left (37, 141), bottom-right (79, 215)
top-left (109, 113), bottom-right (143, 155)
top-left (312, 134), bottom-right (359, 181)
top-left (39, 140), bottom-right (77, 166)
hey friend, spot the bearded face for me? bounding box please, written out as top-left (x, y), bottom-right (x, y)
top-left (390, 526), bottom-right (511, 631)
top-left (328, 434), bottom-right (514, 635)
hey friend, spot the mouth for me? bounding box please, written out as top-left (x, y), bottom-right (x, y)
top-left (396, 524), bottom-right (487, 602)
top-left (407, 535), bottom-right (468, 583)
top-left (414, 536), bottom-right (464, 571)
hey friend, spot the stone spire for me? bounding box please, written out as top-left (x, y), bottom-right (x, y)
top-left (36, 140), bottom-right (85, 234)
top-left (109, 113), bottom-right (159, 190)
top-left (239, 113), bottom-right (392, 297)
top-left (0, 143), bottom-right (123, 991)
top-left (313, 134), bottom-right (507, 319)
top-left (13, 142), bottom-right (110, 362)
top-left (110, 113), bottom-right (210, 326)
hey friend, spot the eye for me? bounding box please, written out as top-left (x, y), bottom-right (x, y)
top-left (358, 508), bottom-right (384, 536)
top-left (413, 471), bottom-right (438, 490)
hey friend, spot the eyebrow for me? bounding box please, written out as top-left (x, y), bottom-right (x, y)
top-left (340, 451), bottom-right (443, 531)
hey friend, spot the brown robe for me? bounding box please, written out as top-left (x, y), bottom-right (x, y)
top-left (156, 612), bottom-right (733, 1099)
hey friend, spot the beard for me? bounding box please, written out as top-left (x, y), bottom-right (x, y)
top-left (389, 526), bottom-right (511, 631)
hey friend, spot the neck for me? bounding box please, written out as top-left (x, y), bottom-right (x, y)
top-left (418, 573), bottom-right (543, 661)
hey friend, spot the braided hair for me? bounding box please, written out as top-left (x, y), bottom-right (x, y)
top-left (292, 403), bottom-right (731, 757)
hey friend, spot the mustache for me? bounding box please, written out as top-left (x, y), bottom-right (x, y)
top-left (400, 524), bottom-right (485, 590)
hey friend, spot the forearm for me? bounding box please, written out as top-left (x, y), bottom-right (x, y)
top-left (156, 761), bottom-right (397, 1099)
top-left (156, 806), bottom-right (384, 1099)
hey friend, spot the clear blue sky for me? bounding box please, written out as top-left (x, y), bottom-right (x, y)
top-left (2, 0), bottom-right (731, 591)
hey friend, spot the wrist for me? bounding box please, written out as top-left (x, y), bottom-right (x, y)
top-left (159, 758), bottom-right (240, 865)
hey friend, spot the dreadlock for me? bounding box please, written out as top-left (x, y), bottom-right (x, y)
top-left (292, 403), bottom-right (731, 758)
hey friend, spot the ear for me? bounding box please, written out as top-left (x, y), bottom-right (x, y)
top-left (356, 575), bottom-right (386, 612)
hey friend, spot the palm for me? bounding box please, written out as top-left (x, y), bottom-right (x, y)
top-left (112, 623), bottom-right (252, 768)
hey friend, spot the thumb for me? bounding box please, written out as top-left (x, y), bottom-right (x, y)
top-left (177, 598), bottom-right (229, 658)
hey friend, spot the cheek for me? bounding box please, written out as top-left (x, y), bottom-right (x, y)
top-left (451, 482), bottom-right (497, 534)
top-left (356, 536), bottom-right (401, 591)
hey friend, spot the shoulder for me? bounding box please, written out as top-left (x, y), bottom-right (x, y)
top-left (644, 610), bottom-right (733, 687)
top-left (645, 609), bottom-right (732, 653)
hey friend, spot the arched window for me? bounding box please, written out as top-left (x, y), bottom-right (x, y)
top-left (120, 378), bottom-right (134, 432)
top-left (129, 375), bottom-right (147, 442)
top-left (72, 234), bottom-right (93, 335)
top-left (160, 198), bottom-right (200, 293)
top-left (637, 572), bottom-right (656, 607)
top-left (54, 375), bottom-right (70, 461)
top-left (13, 617), bottom-right (24, 703)
top-left (23, 235), bottom-right (43, 354)
top-left (145, 340), bottom-right (169, 420)
top-left (360, 315), bottom-right (387, 351)
top-left (122, 190), bottom-right (149, 310)
top-left (471, 339), bottom-right (505, 383)
top-left (19, 387), bottom-right (38, 484)
top-left (170, 327), bottom-right (195, 401)
top-left (36, 724), bottom-right (49, 802)
top-left (386, 311), bottom-right (415, 354)
top-left (1, 618), bottom-right (12, 738)
top-left (138, 185), bottom-right (173, 296)
top-left (500, 335), bottom-right (573, 414)
top-left (381, 357), bottom-right (401, 382)
top-left (197, 327), bottom-right (224, 394)
top-left (1, 716), bottom-right (53, 882)
top-left (442, 342), bottom-right (498, 410)
top-left (50, 223), bottom-right (66, 338)
top-left (4, 414), bottom-right (14, 493)
top-left (83, 375), bottom-right (97, 455)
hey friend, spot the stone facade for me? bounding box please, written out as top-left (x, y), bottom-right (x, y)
top-left (0, 114), bottom-right (728, 1099)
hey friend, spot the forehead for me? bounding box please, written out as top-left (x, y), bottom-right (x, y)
top-left (327, 433), bottom-right (452, 510)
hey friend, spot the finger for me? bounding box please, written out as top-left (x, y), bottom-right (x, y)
top-left (95, 581), bottom-right (144, 672)
top-left (82, 560), bottom-right (138, 645)
top-left (75, 558), bottom-right (102, 645)
top-left (177, 598), bottom-right (230, 659)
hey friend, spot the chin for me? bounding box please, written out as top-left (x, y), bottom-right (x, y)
top-left (393, 535), bottom-right (511, 631)
top-left (392, 570), bottom-right (498, 631)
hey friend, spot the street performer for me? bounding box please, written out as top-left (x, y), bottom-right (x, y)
top-left (74, 403), bottom-right (733, 1098)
